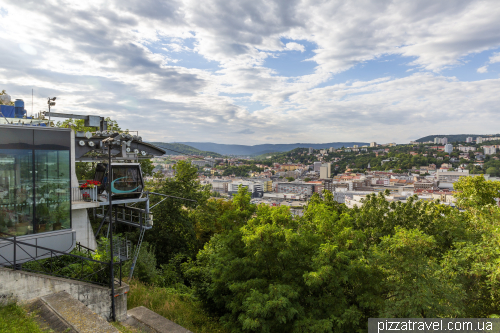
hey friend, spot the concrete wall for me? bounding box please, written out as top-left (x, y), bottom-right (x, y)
top-left (72, 209), bottom-right (98, 250)
top-left (70, 129), bottom-right (98, 250)
top-left (0, 267), bottom-right (128, 321)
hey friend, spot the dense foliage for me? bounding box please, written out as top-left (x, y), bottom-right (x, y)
top-left (165, 175), bottom-right (500, 332)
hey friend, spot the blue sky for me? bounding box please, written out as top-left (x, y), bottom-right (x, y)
top-left (0, 0), bottom-right (499, 144)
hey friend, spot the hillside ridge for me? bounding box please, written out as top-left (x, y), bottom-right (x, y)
top-left (175, 142), bottom-right (370, 156)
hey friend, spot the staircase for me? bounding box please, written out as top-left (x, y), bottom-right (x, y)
top-left (30, 292), bottom-right (193, 333)
top-left (30, 291), bottom-right (118, 333)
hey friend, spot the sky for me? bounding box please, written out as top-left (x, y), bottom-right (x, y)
top-left (0, 0), bottom-right (500, 145)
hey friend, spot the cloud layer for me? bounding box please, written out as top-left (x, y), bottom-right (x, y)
top-left (0, 0), bottom-right (499, 144)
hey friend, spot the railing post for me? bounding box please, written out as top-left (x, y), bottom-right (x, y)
top-left (13, 235), bottom-right (16, 270)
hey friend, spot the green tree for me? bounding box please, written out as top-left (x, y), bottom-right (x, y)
top-left (453, 175), bottom-right (500, 210)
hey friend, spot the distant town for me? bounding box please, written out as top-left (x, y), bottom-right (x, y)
top-left (149, 135), bottom-right (500, 213)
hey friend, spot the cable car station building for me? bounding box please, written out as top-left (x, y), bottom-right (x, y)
top-left (0, 109), bottom-right (165, 266)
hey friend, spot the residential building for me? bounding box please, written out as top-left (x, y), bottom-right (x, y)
top-left (370, 142), bottom-right (377, 147)
top-left (434, 137), bottom-right (448, 145)
top-left (484, 146), bottom-right (497, 155)
top-left (353, 145), bottom-right (359, 148)
top-left (328, 147), bottom-right (335, 153)
top-left (319, 163), bottom-right (332, 179)
top-left (191, 159), bottom-right (216, 168)
top-left (276, 183), bottom-right (314, 196)
top-left (477, 137), bottom-right (483, 144)
top-left (458, 146), bottom-right (475, 152)
top-left (466, 137), bottom-right (473, 143)
top-left (444, 144), bottom-right (453, 154)
top-left (313, 161), bottom-right (322, 172)
top-left (308, 147), bottom-right (313, 154)
top-left (228, 180), bottom-right (264, 198)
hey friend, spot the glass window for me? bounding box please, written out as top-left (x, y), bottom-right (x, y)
top-left (0, 128), bottom-right (33, 150)
top-left (111, 165), bottom-right (143, 199)
top-left (34, 129), bottom-right (70, 150)
top-left (0, 149), bottom-right (34, 236)
top-left (34, 150), bottom-right (71, 232)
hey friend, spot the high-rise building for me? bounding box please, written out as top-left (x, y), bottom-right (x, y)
top-left (328, 147), bottom-right (335, 153)
top-left (466, 137), bottom-right (473, 143)
top-left (477, 137), bottom-right (483, 144)
top-left (370, 142), bottom-right (376, 147)
top-left (313, 161), bottom-right (322, 172)
top-left (444, 144), bottom-right (453, 154)
top-left (308, 147), bottom-right (313, 154)
top-left (320, 163), bottom-right (332, 179)
top-left (442, 137), bottom-right (448, 145)
top-left (434, 137), bottom-right (441, 144)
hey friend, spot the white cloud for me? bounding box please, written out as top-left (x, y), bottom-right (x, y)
top-left (489, 52), bottom-right (500, 64)
top-left (0, 0), bottom-right (499, 145)
top-left (285, 42), bottom-right (305, 52)
top-left (477, 66), bottom-right (488, 73)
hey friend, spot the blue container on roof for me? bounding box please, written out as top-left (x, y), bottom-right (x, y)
top-left (14, 99), bottom-right (25, 118)
top-left (0, 105), bottom-right (15, 117)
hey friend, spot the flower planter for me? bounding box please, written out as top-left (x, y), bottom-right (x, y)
top-left (80, 188), bottom-right (96, 201)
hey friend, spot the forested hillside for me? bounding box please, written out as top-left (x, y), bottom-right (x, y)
top-left (149, 142), bottom-right (223, 157)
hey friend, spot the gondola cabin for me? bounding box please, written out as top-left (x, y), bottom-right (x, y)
top-left (94, 163), bottom-right (144, 199)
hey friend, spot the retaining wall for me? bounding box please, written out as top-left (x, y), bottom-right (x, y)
top-left (0, 267), bottom-right (128, 321)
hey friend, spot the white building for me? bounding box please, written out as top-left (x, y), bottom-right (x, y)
top-left (434, 137), bottom-right (448, 145)
top-left (313, 161), bottom-right (322, 172)
top-left (437, 170), bottom-right (470, 189)
top-left (484, 146), bottom-right (497, 155)
top-left (466, 137), bottom-right (473, 143)
top-left (459, 146), bottom-right (476, 152)
top-left (308, 147), bottom-right (313, 154)
top-left (444, 144), bottom-right (453, 154)
top-left (370, 142), bottom-right (377, 147)
top-left (477, 137), bottom-right (483, 144)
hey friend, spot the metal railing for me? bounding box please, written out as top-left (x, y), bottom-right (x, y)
top-left (0, 231), bottom-right (123, 287)
top-left (71, 186), bottom-right (98, 203)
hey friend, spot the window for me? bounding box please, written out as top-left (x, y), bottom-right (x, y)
top-left (0, 149), bottom-right (34, 236)
top-left (0, 127), bottom-right (71, 237)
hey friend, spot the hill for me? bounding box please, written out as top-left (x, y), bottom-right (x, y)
top-left (175, 142), bottom-right (369, 156)
top-left (149, 142), bottom-right (223, 157)
top-left (416, 134), bottom-right (500, 143)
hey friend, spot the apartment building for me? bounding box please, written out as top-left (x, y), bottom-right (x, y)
top-left (484, 146), bottom-right (497, 155)
top-left (466, 137), bottom-right (473, 143)
top-left (458, 146), bottom-right (475, 152)
top-left (444, 144), bottom-right (453, 154)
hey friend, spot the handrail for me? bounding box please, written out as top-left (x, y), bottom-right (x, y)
top-left (72, 186), bottom-right (98, 203)
top-left (0, 231), bottom-right (122, 287)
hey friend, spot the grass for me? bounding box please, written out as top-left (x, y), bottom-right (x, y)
top-left (111, 321), bottom-right (147, 333)
top-left (127, 280), bottom-right (228, 333)
top-left (0, 301), bottom-right (50, 333)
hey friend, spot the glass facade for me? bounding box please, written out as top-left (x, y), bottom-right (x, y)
top-left (0, 127), bottom-right (71, 237)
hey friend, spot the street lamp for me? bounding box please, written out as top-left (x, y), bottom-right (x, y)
top-left (47, 97), bottom-right (56, 122)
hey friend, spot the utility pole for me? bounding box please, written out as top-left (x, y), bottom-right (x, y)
top-left (106, 139), bottom-right (116, 322)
